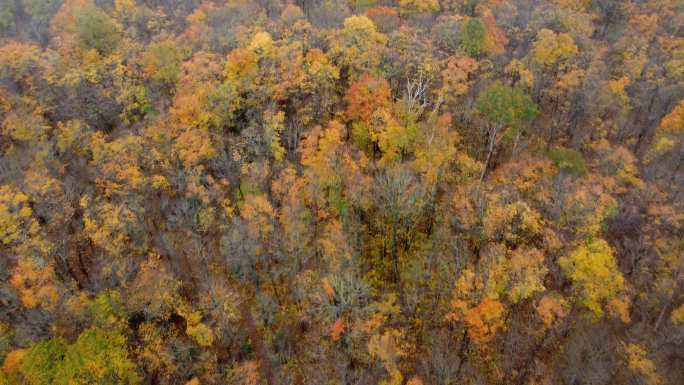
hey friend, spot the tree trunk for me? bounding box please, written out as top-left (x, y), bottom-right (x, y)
top-left (480, 125), bottom-right (499, 183)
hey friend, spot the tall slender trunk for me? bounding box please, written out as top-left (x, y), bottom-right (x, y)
top-left (480, 124), bottom-right (499, 183)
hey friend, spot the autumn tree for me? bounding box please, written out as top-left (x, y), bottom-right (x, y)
top-left (0, 1), bottom-right (683, 384)
top-left (559, 238), bottom-right (625, 318)
top-left (20, 328), bottom-right (140, 385)
top-left (328, 15), bottom-right (388, 79)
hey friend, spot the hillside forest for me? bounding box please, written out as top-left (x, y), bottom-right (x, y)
top-left (0, 0), bottom-right (683, 384)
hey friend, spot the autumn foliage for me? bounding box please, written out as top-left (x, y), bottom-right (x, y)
top-left (0, 1), bottom-right (683, 385)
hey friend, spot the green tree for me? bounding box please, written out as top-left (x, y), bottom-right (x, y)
top-left (74, 6), bottom-right (122, 55)
top-left (475, 80), bottom-right (538, 180)
top-left (21, 328), bottom-right (139, 385)
top-left (461, 18), bottom-right (486, 57)
top-left (55, 328), bottom-right (140, 385)
top-left (21, 338), bottom-right (67, 385)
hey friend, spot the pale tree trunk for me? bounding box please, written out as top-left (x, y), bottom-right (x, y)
top-left (480, 124), bottom-right (500, 183)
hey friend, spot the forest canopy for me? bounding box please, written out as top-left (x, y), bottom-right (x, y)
top-left (0, 0), bottom-right (683, 384)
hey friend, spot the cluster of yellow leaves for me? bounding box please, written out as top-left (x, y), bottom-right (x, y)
top-left (607, 76), bottom-right (631, 109)
top-left (618, 40), bottom-right (648, 80)
top-left (0, 42), bottom-right (43, 86)
top-left (2, 349), bottom-right (26, 385)
top-left (507, 247), bottom-right (548, 303)
top-left (90, 133), bottom-right (147, 195)
top-left (177, 304), bottom-right (215, 348)
top-left (9, 258), bottom-right (59, 310)
top-left (362, 294), bottom-right (401, 335)
top-left (114, 0), bottom-right (135, 14)
top-left (490, 154), bottom-right (554, 204)
top-left (168, 53), bottom-right (238, 167)
top-left (480, 243), bottom-right (509, 299)
top-left (374, 109), bottom-right (414, 166)
top-left (0, 186), bottom-right (34, 245)
top-left (81, 197), bottom-right (146, 258)
top-left (2, 108), bottom-right (48, 143)
top-left (240, 194), bottom-right (275, 244)
top-left (446, 268), bottom-right (506, 344)
top-left (170, 85), bottom-right (222, 164)
top-left (2, 348), bottom-right (25, 373)
top-left (329, 16), bottom-right (388, 78)
top-left (0, 186), bottom-right (54, 292)
top-left (484, 199), bottom-right (543, 243)
top-left (300, 121), bottom-right (346, 192)
top-left (55, 120), bottom-right (86, 155)
top-left (530, 29), bottom-right (578, 66)
top-left (505, 59), bottom-right (534, 89)
top-left (446, 269), bottom-right (476, 320)
top-left (172, 120), bottom-right (219, 167)
top-left (624, 344), bottom-right (664, 385)
top-left (559, 238), bottom-right (625, 318)
top-left (301, 49), bottom-right (340, 119)
top-left (659, 36), bottom-right (684, 81)
top-left (178, 5), bottom-right (212, 49)
top-left (280, 4), bottom-right (305, 26)
top-left (49, 0), bottom-right (93, 53)
top-left (553, 0), bottom-right (591, 12)
top-left (399, 0), bottom-right (440, 14)
top-left (225, 48), bottom-right (258, 89)
top-left (263, 109), bottom-right (285, 162)
top-left (413, 113), bottom-right (460, 186)
top-left (441, 56), bottom-right (479, 99)
top-left (671, 304), bottom-right (684, 325)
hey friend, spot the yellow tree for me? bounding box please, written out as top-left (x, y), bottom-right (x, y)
top-left (559, 238), bottom-right (625, 318)
top-left (328, 15), bottom-right (388, 79)
top-left (300, 121), bottom-right (347, 202)
top-left (530, 29), bottom-right (578, 67)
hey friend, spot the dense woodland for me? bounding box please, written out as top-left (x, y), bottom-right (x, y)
top-left (0, 0), bottom-right (683, 384)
